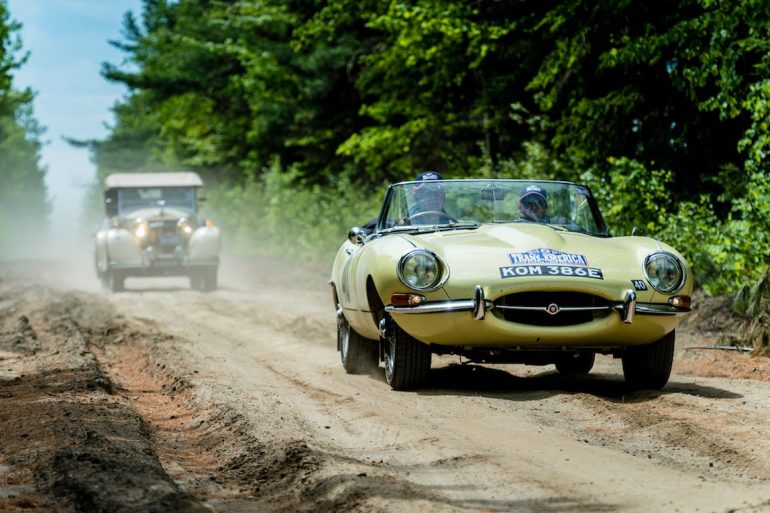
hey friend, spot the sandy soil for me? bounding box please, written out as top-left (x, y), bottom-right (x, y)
top-left (3, 255), bottom-right (770, 512)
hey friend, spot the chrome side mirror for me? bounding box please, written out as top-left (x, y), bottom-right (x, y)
top-left (631, 226), bottom-right (644, 236)
top-left (348, 226), bottom-right (365, 245)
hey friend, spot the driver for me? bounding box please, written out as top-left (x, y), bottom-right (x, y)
top-left (407, 171), bottom-right (450, 224)
top-left (518, 184), bottom-right (550, 223)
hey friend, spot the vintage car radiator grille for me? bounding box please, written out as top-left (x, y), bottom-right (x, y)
top-left (149, 220), bottom-right (181, 252)
top-left (494, 291), bottom-right (611, 326)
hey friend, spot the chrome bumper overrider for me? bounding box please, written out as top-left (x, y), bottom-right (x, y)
top-left (383, 287), bottom-right (689, 324)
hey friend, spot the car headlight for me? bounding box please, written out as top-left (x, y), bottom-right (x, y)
top-left (644, 252), bottom-right (685, 294)
top-left (177, 217), bottom-right (194, 236)
top-left (132, 219), bottom-right (148, 239)
top-left (397, 249), bottom-right (445, 291)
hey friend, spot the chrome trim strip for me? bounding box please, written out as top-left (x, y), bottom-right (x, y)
top-left (385, 300), bottom-right (476, 314)
top-left (635, 303), bottom-right (690, 315)
top-left (495, 305), bottom-right (611, 312)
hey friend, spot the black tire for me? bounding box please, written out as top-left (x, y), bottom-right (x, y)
top-left (555, 352), bottom-right (595, 375)
top-left (622, 330), bottom-right (676, 390)
top-left (108, 270), bottom-right (125, 292)
top-left (189, 271), bottom-right (203, 290)
top-left (384, 323), bottom-right (431, 390)
top-left (202, 267), bottom-right (218, 291)
top-left (338, 315), bottom-right (378, 374)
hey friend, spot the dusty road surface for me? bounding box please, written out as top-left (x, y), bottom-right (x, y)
top-left (3, 256), bottom-right (770, 513)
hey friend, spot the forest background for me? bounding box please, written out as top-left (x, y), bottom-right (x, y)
top-left (3, 0), bottom-right (770, 295)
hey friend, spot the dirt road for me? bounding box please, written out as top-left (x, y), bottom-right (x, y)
top-left (3, 256), bottom-right (770, 512)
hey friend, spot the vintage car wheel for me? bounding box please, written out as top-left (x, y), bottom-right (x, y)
top-left (202, 267), bottom-right (218, 291)
top-left (384, 323), bottom-right (431, 390)
top-left (108, 270), bottom-right (126, 293)
top-left (338, 314), bottom-right (378, 374)
top-left (555, 352), bottom-right (595, 375)
top-left (622, 330), bottom-right (675, 390)
top-left (189, 272), bottom-right (203, 290)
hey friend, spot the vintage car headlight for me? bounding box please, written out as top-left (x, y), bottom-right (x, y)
top-left (132, 219), bottom-right (149, 239)
top-left (397, 249), bottom-right (445, 291)
top-left (177, 217), bottom-right (194, 236)
top-left (644, 252), bottom-right (685, 294)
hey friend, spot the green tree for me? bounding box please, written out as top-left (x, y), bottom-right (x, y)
top-left (0, 1), bottom-right (48, 256)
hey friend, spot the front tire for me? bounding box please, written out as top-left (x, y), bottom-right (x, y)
top-left (622, 330), bottom-right (675, 390)
top-left (338, 313), bottom-right (378, 374)
top-left (108, 270), bottom-right (125, 293)
top-left (384, 323), bottom-right (431, 390)
top-left (202, 267), bottom-right (218, 291)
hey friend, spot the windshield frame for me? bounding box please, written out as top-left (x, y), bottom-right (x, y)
top-left (114, 186), bottom-right (198, 215)
top-left (376, 179), bottom-right (611, 237)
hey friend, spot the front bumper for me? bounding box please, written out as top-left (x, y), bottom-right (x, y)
top-left (384, 286), bottom-right (690, 348)
top-left (385, 288), bottom-right (688, 319)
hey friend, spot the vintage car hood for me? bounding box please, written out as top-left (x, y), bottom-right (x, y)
top-left (397, 223), bottom-right (685, 300)
top-left (117, 207), bottom-right (194, 222)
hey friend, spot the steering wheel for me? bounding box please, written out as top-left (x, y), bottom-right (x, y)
top-left (408, 211), bottom-right (457, 224)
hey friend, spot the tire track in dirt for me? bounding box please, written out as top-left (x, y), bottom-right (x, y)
top-left (0, 284), bottom-right (208, 513)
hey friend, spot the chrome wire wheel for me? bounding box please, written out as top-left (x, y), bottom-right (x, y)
top-left (384, 334), bottom-right (396, 384)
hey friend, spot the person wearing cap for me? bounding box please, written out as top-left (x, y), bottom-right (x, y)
top-left (406, 171), bottom-right (454, 224)
top-left (518, 184), bottom-right (550, 223)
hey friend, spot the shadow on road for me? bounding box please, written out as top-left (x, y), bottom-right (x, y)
top-left (377, 363), bottom-right (743, 402)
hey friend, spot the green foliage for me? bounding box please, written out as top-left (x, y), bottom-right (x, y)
top-left (732, 269), bottom-right (770, 351)
top-left (205, 160), bottom-right (381, 260)
top-left (84, 0), bottom-right (770, 297)
top-left (0, 2), bottom-right (48, 256)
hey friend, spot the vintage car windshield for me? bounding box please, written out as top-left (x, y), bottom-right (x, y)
top-left (116, 187), bottom-right (196, 215)
top-left (379, 179), bottom-right (609, 236)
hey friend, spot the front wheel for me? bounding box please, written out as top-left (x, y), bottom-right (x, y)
top-left (107, 270), bottom-right (125, 293)
top-left (384, 322), bottom-right (431, 390)
top-left (202, 267), bottom-right (218, 291)
top-left (622, 330), bottom-right (675, 390)
top-left (338, 313), bottom-right (378, 374)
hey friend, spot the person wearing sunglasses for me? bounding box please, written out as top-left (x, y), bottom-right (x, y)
top-left (518, 184), bottom-right (551, 223)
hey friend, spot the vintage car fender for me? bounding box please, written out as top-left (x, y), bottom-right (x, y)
top-left (188, 226), bottom-right (221, 261)
top-left (104, 228), bottom-right (142, 262)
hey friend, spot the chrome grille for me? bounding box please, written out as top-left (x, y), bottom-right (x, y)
top-left (149, 220), bottom-right (180, 252)
top-left (494, 291), bottom-right (611, 326)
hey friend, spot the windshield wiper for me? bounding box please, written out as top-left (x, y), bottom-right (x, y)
top-left (381, 220), bottom-right (480, 235)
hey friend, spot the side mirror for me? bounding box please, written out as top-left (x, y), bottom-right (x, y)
top-left (631, 226), bottom-right (644, 236)
top-left (348, 227), bottom-right (365, 245)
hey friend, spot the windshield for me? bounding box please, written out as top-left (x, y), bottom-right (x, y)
top-left (116, 187), bottom-right (196, 215)
top-left (379, 179), bottom-right (609, 236)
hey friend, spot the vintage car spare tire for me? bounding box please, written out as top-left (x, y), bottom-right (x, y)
top-left (622, 330), bottom-right (675, 390)
top-left (338, 313), bottom-right (378, 374)
top-left (384, 322), bottom-right (431, 390)
top-left (555, 352), bottom-right (595, 375)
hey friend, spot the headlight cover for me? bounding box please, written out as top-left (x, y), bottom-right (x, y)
top-left (644, 252), bottom-right (685, 294)
top-left (397, 250), bottom-right (445, 291)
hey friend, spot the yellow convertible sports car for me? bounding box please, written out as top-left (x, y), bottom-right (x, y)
top-left (330, 178), bottom-right (693, 390)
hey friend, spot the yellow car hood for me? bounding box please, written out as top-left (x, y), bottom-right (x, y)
top-left (398, 223), bottom-right (688, 302)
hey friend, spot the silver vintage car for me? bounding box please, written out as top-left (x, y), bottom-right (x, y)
top-left (94, 172), bottom-right (221, 292)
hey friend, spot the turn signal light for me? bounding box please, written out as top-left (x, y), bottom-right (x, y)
top-left (668, 296), bottom-right (691, 309)
top-left (390, 293), bottom-right (426, 307)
